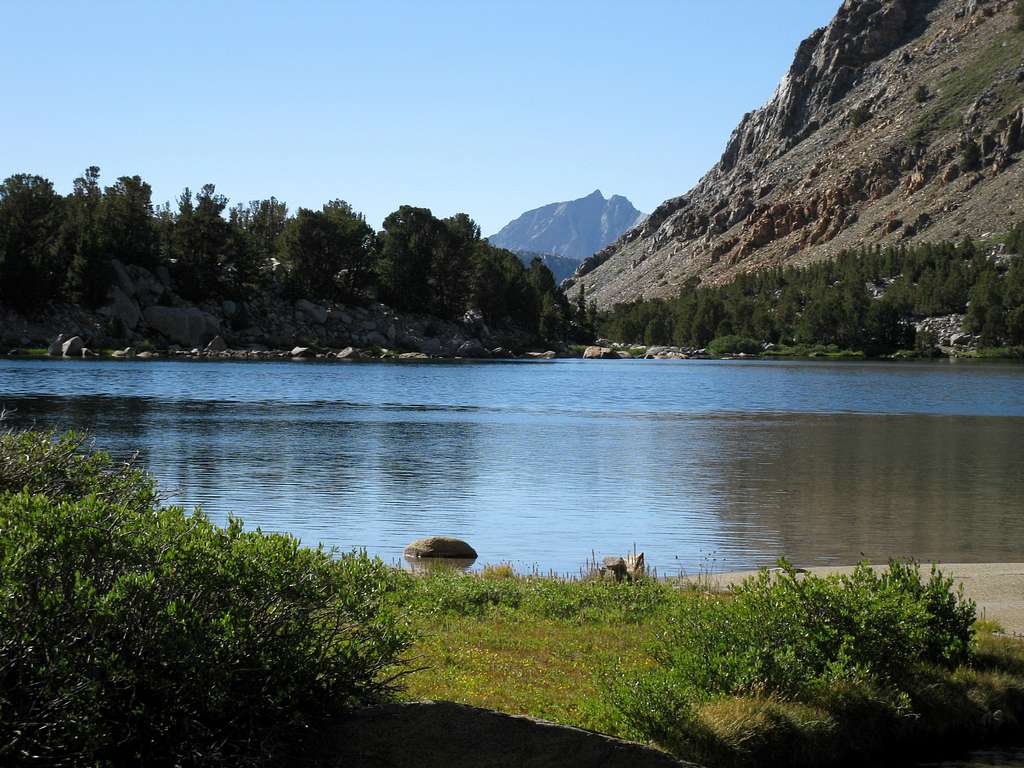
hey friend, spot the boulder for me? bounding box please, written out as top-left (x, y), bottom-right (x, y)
top-left (296, 299), bottom-right (328, 325)
top-left (98, 286), bottom-right (142, 331)
top-left (456, 339), bottom-right (489, 358)
top-left (126, 264), bottom-right (166, 307)
top-left (314, 701), bottom-right (698, 768)
top-left (364, 331), bottom-right (388, 348)
top-left (404, 537), bottom-right (478, 559)
top-left (110, 259), bottom-right (135, 296)
top-left (290, 346), bottom-right (315, 358)
top-left (583, 346), bottom-right (617, 360)
top-left (47, 334), bottom-right (67, 357)
top-left (417, 337), bottom-right (443, 356)
top-left (205, 335), bottom-right (228, 353)
top-left (336, 346), bottom-right (361, 360)
top-left (143, 306), bottom-right (220, 348)
top-left (61, 336), bottom-right (84, 358)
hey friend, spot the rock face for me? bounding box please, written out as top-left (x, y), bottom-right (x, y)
top-left (403, 537), bottom-right (478, 559)
top-left (567, 0), bottom-right (1024, 308)
top-left (142, 306), bottom-right (220, 348)
top-left (314, 701), bottom-right (699, 768)
top-left (489, 190), bottom-right (647, 261)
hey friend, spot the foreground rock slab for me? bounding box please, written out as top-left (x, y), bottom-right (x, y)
top-left (316, 701), bottom-right (699, 768)
top-left (404, 536), bottom-right (477, 559)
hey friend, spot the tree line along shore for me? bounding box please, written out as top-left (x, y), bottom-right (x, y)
top-left (3, 169), bottom-right (1024, 361)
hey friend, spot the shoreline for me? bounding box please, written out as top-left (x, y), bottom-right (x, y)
top-left (701, 562), bottom-right (1024, 635)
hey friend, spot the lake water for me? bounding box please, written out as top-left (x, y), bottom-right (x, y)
top-left (2, 357), bottom-right (1024, 575)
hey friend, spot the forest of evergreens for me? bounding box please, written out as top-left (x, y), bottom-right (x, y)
top-left (0, 168), bottom-right (574, 342)
top-left (597, 223), bottom-right (1024, 354)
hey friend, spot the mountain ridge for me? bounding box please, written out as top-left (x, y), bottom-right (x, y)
top-left (488, 190), bottom-right (646, 263)
top-left (568, 0), bottom-right (1024, 308)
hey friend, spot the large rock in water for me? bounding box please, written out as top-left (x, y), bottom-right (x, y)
top-left (143, 306), bottom-right (220, 348)
top-left (61, 336), bottom-right (84, 357)
top-left (313, 701), bottom-right (698, 768)
top-left (404, 537), bottom-right (477, 559)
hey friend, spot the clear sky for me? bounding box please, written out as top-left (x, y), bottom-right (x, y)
top-left (5, 1), bottom-right (839, 235)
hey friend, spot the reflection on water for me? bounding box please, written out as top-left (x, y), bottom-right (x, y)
top-left (2, 357), bottom-right (1023, 574)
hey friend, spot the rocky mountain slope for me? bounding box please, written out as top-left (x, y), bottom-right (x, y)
top-left (568, 0), bottom-right (1024, 308)
top-left (488, 190), bottom-right (647, 262)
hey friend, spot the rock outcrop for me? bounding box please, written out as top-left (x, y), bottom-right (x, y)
top-left (567, 0), bottom-right (1024, 308)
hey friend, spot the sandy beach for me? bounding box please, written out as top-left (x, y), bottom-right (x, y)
top-left (706, 563), bottom-right (1024, 636)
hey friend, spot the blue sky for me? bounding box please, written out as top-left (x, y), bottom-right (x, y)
top-left (5, 1), bottom-right (838, 234)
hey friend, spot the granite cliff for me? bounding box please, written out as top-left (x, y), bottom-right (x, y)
top-left (568, 0), bottom-right (1024, 308)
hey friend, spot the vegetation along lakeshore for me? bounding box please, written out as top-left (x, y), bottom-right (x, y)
top-left (4, 0), bottom-right (1024, 766)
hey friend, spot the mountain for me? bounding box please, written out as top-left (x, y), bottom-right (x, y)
top-left (567, 0), bottom-right (1024, 308)
top-left (488, 190), bottom-right (647, 265)
top-left (511, 251), bottom-right (585, 284)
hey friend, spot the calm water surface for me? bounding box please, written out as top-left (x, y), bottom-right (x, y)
top-left (2, 357), bottom-right (1023, 575)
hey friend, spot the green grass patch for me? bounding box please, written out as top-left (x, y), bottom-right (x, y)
top-left (395, 563), bottom-right (1024, 768)
top-left (911, 30), bottom-right (1024, 144)
top-left (761, 344), bottom-right (865, 359)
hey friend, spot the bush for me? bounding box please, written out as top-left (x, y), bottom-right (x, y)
top-left (849, 104), bottom-right (872, 128)
top-left (914, 84), bottom-right (930, 103)
top-left (0, 431), bottom-right (411, 766)
top-left (707, 335), bottom-right (762, 355)
top-left (609, 561), bottom-right (976, 758)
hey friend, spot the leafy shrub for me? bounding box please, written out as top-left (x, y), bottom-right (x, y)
top-left (849, 104), bottom-right (872, 128)
top-left (609, 561), bottom-right (976, 754)
top-left (0, 431), bottom-right (410, 766)
top-left (914, 84), bottom-right (930, 103)
top-left (0, 428), bottom-right (157, 510)
top-left (707, 335), bottom-right (761, 355)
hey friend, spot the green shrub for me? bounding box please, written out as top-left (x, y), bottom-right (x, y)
top-left (849, 104), bottom-right (872, 128)
top-left (707, 335), bottom-right (762, 355)
top-left (608, 561), bottom-right (976, 757)
top-left (0, 428), bottom-right (157, 510)
top-left (0, 431), bottom-right (411, 766)
top-left (913, 84), bottom-right (930, 103)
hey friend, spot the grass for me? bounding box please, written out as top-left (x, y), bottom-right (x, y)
top-left (911, 29), bottom-right (1024, 145)
top-left (393, 565), bottom-right (1024, 768)
top-left (403, 615), bottom-right (649, 730)
top-left (760, 344), bottom-right (865, 359)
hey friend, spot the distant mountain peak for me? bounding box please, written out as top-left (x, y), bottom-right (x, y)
top-left (487, 191), bottom-right (646, 264)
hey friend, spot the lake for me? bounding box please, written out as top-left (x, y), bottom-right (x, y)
top-left (2, 357), bottom-right (1023, 575)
